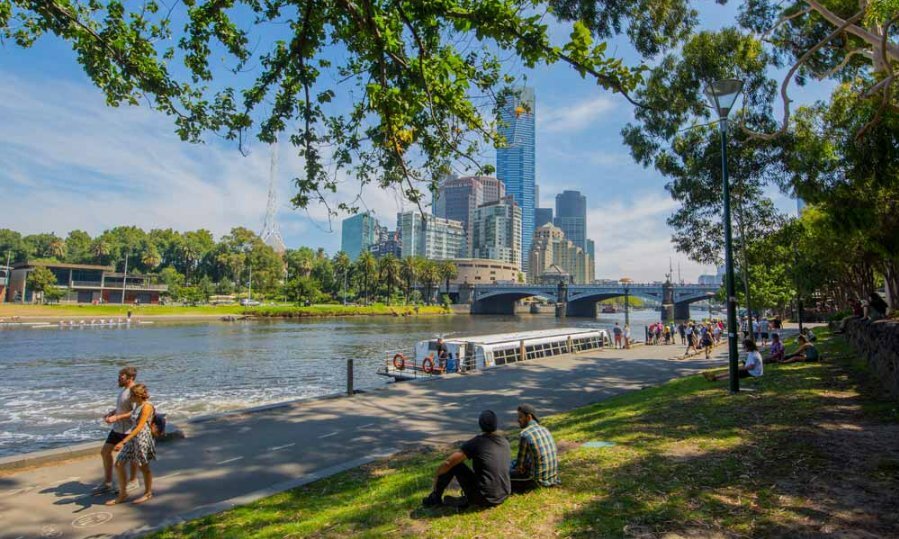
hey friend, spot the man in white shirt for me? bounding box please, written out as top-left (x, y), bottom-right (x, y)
top-left (94, 367), bottom-right (139, 494)
top-left (704, 340), bottom-right (764, 381)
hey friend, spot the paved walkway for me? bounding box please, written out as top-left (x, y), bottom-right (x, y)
top-left (0, 341), bottom-right (727, 538)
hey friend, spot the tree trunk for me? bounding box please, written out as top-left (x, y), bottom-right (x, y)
top-left (884, 259), bottom-right (899, 312)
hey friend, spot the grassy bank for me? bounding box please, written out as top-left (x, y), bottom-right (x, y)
top-left (245, 304), bottom-right (450, 318)
top-left (0, 303), bottom-right (451, 319)
top-left (152, 330), bottom-right (899, 538)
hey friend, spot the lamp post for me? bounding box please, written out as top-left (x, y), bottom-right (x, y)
top-left (704, 78), bottom-right (744, 394)
top-left (619, 277), bottom-right (632, 328)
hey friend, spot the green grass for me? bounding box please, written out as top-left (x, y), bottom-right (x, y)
top-left (0, 303), bottom-right (450, 318)
top-left (152, 330), bottom-right (899, 538)
top-left (245, 304), bottom-right (451, 318)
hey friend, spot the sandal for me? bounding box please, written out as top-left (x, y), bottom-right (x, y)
top-left (133, 493), bottom-right (154, 505)
top-left (105, 496), bottom-right (128, 506)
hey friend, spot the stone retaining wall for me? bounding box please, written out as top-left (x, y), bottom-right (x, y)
top-left (841, 317), bottom-right (899, 399)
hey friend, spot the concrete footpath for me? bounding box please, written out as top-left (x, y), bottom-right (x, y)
top-left (0, 342), bottom-right (724, 538)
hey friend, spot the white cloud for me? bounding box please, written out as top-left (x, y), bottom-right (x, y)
top-left (0, 73), bottom-right (410, 252)
top-left (587, 194), bottom-right (713, 282)
top-left (538, 96), bottom-right (616, 133)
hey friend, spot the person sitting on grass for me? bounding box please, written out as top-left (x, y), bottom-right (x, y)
top-left (782, 334), bottom-right (820, 363)
top-left (422, 410), bottom-right (510, 509)
top-left (703, 339), bottom-right (763, 382)
top-left (767, 333), bottom-right (785, 363)
top-left (510, 404), bottom-right (561, 493)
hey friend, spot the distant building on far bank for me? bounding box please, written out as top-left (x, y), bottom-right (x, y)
top-left (6, 262), bottom-right (166, 304)
top-left (535, 206), bottom-right (553, 228)
top-left (341, 212), bottom-right (379, 260)
top-left (397, 211), bottom-right (465, 260)
top-left (497, 87), bottom-right (536, 271)
top-left (370, 227), bottom-right (401, 259)
top-left (471, 196), bottom-right (522, 268)
top-left (528, 224), bottom-right (593, 285)
top-left (433, 175), bottom-right (506, 256)
top-left (698, 274), bottom-right (720, 285)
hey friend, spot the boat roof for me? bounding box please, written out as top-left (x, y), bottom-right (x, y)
top-left (429, 327), bottom-right (604, 346)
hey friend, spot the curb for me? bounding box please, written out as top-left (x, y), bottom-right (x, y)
top-left (0, 428), bottom-right (185, 473)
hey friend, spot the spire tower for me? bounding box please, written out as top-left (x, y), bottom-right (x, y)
top-left (260, 143), bottom-right (287, 254)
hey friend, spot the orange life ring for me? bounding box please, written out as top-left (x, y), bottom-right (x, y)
top-left (422, 356), bottom-right (434, 373)
top-left (393, 353), bottom-right (406, 370)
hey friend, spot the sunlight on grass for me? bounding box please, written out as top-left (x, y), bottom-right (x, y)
top-left (152, 329), bottom-right (896, 538)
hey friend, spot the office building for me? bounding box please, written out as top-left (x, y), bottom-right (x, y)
top-left (535, 207), bottom-right (553, 228)
top-left (340, 212), bottom-right (379, 260)
top-left (496, 87), bottom-right (536, 270)
top-left (433, 175), bottom-right (506, 255)
top-left (397, 211), bottom-right (465, 260)
top-left (553, 190), bottom-right (587, 250)
top-left (450, 259), bottom-right (520, 284)
top-left (528, 224), bottom-right (593, 285)
top-left (370, 228), bottom-right (401, 259)
top-left (471, 196), bottom-right (522, 268)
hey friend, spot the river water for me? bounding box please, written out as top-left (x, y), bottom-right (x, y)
top-left (0, 309), bottom-right (708, 457)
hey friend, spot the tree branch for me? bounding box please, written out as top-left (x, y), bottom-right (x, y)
top-left (802, 0), bottom-right (899, 62)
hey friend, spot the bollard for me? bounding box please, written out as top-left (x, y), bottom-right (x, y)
top-left (347, 358), bottom-right (354, 396)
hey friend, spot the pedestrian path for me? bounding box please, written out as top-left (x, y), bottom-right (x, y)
top-left (0, 342), bottom-right (724, 538)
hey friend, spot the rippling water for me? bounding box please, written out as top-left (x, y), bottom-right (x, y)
top-left (0, 309), bottom-right (702, 456)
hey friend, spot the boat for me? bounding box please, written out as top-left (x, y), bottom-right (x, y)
top-left (378, 327), bottom-right (610, 381)
top-left (601, 305), bottom-right (618, 314)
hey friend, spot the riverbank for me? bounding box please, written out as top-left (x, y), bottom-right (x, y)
top-left (0, 303), bottom-right (450, 323)
top-left (153, 330), bottom-right (899, 538)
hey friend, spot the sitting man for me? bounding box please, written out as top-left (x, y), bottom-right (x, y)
top-left (511, 404), bottom-right (561, 493)
top-left (782, 334), bottom-right (820, 363)
top-left (704, 339), bottom-right (763, 381)
top-left (422, 410), bottom-right (510, 509)
top-left (767, 333), bottom-right (785, 363)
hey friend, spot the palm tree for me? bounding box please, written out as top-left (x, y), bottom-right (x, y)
top-left (379, 254), bottom-right (401, 304)
top-left (91, 239), bottom-right (110, 263)
top-left (333, 251), bottom-right (351, 303)
top-left (356, 251), bottom-right (378, 304)
top-left (142, 248), bottom-right (162, 270)
top-left (420, 260), bottom-right (440, 305)
top-left (400, 256), bottom-right (419, 301)
top-left (438, 260), bottom-right (458, 295)
top-left (48, 238), bottom-right (67, 260)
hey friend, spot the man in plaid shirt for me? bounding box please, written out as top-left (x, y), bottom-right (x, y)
top-left (511, 404), bottom-right (561, 493)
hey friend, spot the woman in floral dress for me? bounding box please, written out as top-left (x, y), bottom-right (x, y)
top-left (106, 383), bottom-right (156, 505)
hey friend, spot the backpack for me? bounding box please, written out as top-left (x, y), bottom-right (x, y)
top-left (150, 411), bottom-right (167, 439)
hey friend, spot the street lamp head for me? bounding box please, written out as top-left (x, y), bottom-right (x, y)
top-left (704, 79), bottom-right (744, 119)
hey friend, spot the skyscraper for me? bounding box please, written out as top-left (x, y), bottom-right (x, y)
top-left (471, 196), bottom-right (523, 268)
top-left (553, 190), bottom-right (587, 250)
top-left (535, 207), bottom-right (553, 228)
top-left (340, 212), bottom-right (379, 260)
top-left (496, 87), bottom-right (535, 271)
top-left (528, 223), bottom-right (593, 284)
top-left (433, 175), bottom-right (505, 256)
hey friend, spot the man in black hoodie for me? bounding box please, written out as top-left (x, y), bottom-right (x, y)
top-left (422, 410), bottom-right (511, 508)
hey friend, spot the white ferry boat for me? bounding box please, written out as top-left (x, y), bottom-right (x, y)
top-left (379, 327), bottom-right (610, 381)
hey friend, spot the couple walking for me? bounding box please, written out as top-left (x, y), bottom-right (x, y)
top-left (94, 366), bottom-right (157, 505)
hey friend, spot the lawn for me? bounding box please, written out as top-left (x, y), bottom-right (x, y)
top-left (152, 330), bottom-right (899, 538)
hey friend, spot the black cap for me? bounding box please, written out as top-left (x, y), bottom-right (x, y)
top-left (478, 410), bottom-right (498, 433)
top-left (517, 404), bottom-right (539, 423)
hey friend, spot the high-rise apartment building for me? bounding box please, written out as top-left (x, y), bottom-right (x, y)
top-left (340, 212), bottom-right (379, 260)
top-left (397, 211), bottom-right (465, 260)
top-left (433, 175), bottom-right (506, 256)
top-left (471, 196), bottom-right (522, 268)
top-left (529, 224), bottom-right (593, 285)
top-left (553, 190), bottom-right (587, 250)
top-left (496, 87), bottom-right (535, 270)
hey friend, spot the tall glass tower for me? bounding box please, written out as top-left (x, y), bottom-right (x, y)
top-left (553, 190), bottom-right (587, 250)
top-left (496, 87), bottom-right (536, 272)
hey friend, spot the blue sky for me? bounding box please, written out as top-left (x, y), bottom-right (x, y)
top-left (0, 3), bottom-right (830, 281)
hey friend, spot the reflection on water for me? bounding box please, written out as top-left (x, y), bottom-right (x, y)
top-left (0, 309), bottom-right (704, 456)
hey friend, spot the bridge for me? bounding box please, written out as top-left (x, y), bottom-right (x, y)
top-left (464, 281), bottom-right (719, 320)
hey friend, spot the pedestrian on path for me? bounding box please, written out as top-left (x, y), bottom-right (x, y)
top-left (422, 410), bottom-right (510, 509)
top-left (684, 323), bottom-right (696, 355)
top-left (612, 322), bottom-right (623, 349)
top-left (94, 367), bottom-right (139, 495)
top-left (624, 324), bottom-right (631, 349)
top-left (106, 383), bottom-right (156, 505)
top-left (678, 322), bottom-right (686, 345)
top-left (510, 404), bottom-right (560, 493)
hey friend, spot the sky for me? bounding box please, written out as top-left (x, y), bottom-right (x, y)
top-left (0, 2), bottom-right (830, 282)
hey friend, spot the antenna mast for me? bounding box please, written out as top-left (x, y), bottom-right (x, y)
top-left (260, 143), bottom-right (287, 254)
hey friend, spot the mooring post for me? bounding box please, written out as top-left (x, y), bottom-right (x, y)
top-left (519, 340), bottom-right (526, 362)
top-left (347, 358), bottom-right (354, 396)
